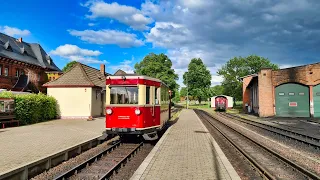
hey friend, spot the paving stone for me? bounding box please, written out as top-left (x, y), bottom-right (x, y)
top-left (0, 117), bottom-right (105, 174)
top-left (131, 109), bottom-right (241, 180)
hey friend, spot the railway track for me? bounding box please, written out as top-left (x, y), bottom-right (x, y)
top-left (195, 109), bottom-right (320, 180)
top-left (54, 141), bottom-right (143, 180)
top-left (217, 112), bottom-right (320, 149)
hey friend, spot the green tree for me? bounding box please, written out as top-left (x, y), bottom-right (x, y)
top-left (210, 85), bottom-right (224, 96)
top-left (134, 53), bottom-right (179, 97)
top-left (183, 58), bottom-right (211, 104)
top-left (180, 87), bottom-right (187, 97)
top-left (217, 55), bottom-right (279, 100)
top-left (173, 90), bottom-right (180, 102)
top-left (62, 61), bottom-right (77, 72)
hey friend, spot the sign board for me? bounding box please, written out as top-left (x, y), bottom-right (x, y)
top-left (289, 102), bottom-right (297, 107)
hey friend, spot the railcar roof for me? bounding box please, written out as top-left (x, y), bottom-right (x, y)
top-left (107, 75), bottom-right (163, 83)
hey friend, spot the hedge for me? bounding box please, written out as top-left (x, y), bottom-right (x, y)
top-left (0, 91), bottom-right (58, 125)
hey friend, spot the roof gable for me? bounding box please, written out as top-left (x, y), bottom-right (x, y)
top-left (43, 63), bottom-right (106, 87)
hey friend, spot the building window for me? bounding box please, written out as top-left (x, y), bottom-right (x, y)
top-left (15, 69), bottom-right (19, 77)
top-left (20, 70), bottom-right (24, 75)
top-left (37, 73), bottom-right (41, 81)
top-left (0, 65), bottom-right (2, 75)
top-left (4, 67), bottom-right (8, 76)
top-left (53, 77), bottom-right (55, 80)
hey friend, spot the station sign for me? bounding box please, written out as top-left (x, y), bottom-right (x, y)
top-left (289, 102), bottom-right (298, 107)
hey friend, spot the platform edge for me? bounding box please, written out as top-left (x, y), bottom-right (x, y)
top-left (195, 110), bottom-right (241, 180)
top-left (130, 125), bottom-right (173, 180)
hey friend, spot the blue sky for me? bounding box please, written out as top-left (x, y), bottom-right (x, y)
top-left (1, 0), bottom-right (320, 87)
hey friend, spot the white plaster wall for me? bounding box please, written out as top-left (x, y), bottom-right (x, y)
top-left (47, 87), bottom-right (92, 118)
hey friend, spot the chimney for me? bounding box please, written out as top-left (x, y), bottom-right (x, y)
top-left (100, 64), bottom-right (105, 76)
top-left (18, 37), bottom-right (23, 43)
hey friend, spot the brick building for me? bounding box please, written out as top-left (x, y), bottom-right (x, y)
top-left (0, 33), bottom-right (61, 92)
top-left (242, 63), bottom-right (320, 118)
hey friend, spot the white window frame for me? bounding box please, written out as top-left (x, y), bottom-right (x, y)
top-left (4, 67), bottom-right (8, 76)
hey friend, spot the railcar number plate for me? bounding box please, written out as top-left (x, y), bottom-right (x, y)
top-left (118, 116), bottom-right (130, 120)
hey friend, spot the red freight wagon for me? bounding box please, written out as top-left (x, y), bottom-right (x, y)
top-left (105, 75), bottom-right (171, 140)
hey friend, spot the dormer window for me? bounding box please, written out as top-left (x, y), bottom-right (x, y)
top-left (23, 51), bottom-right (28, 56)
top-left (46, 55), bottom-right (51, 65)
top-left (7, 45), bottom-right (13, 52)
top-left (3, 41), bottom-right (13, 52)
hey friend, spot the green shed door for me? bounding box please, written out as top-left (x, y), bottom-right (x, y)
top-left (313, 85), bottom-right (320, 117)
top-left (275, 84), bottom-right (310, 117)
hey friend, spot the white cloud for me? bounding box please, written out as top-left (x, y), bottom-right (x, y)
top-left (50, 44), bottom-right (101, 56)
top-left (211, 75), bottom-right (223, 85)
top-left (146, 22), bottom-right (193, 48)
top-left (50, 44), bottom-right (107, 64)
top-left (69, 29), bottom-right (144, 48)
top-left (109, 56), bottom-right (135, 74)
top-left (84, 1), bottom-right (153, 30)
top-left (0, 26), bottom-right (31, 37)
top-left (141, 0), bottom-right (320, 76)
top-left (88, 23), bottom-right (97, 26)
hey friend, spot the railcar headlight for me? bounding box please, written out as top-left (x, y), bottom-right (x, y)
top-left (106, 109), bottom-right (112, 115)
top-left (135, 109), bottom-right (141, 115)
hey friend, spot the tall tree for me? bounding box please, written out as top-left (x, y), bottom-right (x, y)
top-left (210, 85), bottom-right (224, 96)
top-left (180, 87), bottom-right (187, 97)
top-left (217, 55), bottom-right (279, 100)
top-left (183, 58), bottom-right (211, 104)
top-left (62, 61), bottom-right (77, 72)
top-left (134, 53), bottom-right (179, 97)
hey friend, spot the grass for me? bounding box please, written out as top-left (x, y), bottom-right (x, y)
top-left (176, 101), bottom-right (211, 109)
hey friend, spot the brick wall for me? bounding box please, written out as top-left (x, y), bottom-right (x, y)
top-left (0, 60), bottom-right (47, 92)
top-left (248, 63), bottom-right (320, 117)
top-left (258, 69), bottom-right (274, 117)
top-left (242, 76), bottom-right (253, 111)
top-left (272, 63), bottom-right (320, 86)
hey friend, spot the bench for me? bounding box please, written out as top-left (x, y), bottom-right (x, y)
top-left (0, 115), bottom-right (19, 129)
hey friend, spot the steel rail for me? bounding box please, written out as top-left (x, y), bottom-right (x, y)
top-left (53, 141), bottom-right (121, 180)
top-left (196, 110), bottom-right (320, 180)
top-left (99, 142), bottom-right (143, 180)
top-left (194, 110), bottom-right (275, 180)
top-left (218, 112), bottom-right (320, 148)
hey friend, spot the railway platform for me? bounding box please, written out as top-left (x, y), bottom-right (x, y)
top-left (130, 109), bottom-right (241, 180)
top-left (0, 117), bottom-right (105, 177)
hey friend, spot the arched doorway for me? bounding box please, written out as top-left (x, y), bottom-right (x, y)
top-left (275, 83), bottom-right (310, 117)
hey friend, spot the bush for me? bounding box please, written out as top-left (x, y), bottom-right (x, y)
top-left (0, 92), bottom-right (57, 125)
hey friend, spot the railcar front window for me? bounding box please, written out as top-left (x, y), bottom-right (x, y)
top-left (110, 86), bottom-right (138, 104)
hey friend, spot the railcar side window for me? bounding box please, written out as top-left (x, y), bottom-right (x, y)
top-left (155, 88), bottom-right (159, 105)
top-left (110, 86), bottom-right (138, 104)
top-left (146, 86), bottom-right (150, 104)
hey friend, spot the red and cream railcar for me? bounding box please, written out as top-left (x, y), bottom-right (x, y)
top-left (105, 75), bottom-right (171, 140)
